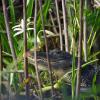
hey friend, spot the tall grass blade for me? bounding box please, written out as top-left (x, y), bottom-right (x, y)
top-left (34, 0), bottom-right (43, 99)
top-left (72, 50), bottom-right (76, 99)
top-left (55, 0), bottom-right (63, 50)
top-left (8, 0), bottom-right (16, 25)
top-left (62, 0), bottom-right (69, 52)
top-left (76, 0), bottom-right (83, 98)
top-left (2, 0), bottom-right (17, 68)
top-left (23, 0), bottom-right (29, 97)
top-left (37, 0), bottom-right (51, 31)
top-left (38, 0), bottom-right (54, 97)
top-left (27, 0), bottom-right (34, 18)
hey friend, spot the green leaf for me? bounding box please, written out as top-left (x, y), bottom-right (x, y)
top-left (27, 0), bottom-right (34, 18)
top-left (8, 0), bottom-right (16, 26)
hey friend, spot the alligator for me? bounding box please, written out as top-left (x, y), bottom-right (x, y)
top-left (26, 49), bottom-right (100, 89)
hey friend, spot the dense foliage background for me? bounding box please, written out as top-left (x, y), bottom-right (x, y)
top-left (0, 0), bottom-right (100, 100)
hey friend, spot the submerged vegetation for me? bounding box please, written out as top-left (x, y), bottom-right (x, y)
top-left (0, 0), bottom-right (100, 100)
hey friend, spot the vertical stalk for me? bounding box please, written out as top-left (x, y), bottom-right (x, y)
top-left (23, 0), bottom-right (29, 98)
top-left (75, 0), bottom-right (83, 99)
top-left (49, 9), bottom-right (58, 34)
top-left (0, 34), bottom-right (2, 95)
top-left (34, 0), bottom-right (43, 99)
top-left (55, 0), bottom-right (63, 50)
top-left (0, 34), bottom-right (2, 71)
top-left (38, 0), bottom-right (54, 97)
top-left (62, 0), bottom-right (69, 52)
top-left (2, 0), bottom-right (17, 69)
top-left (71, 38), bottom-right (76, 100)
top-left (83, 0), bottom-right (87, 61)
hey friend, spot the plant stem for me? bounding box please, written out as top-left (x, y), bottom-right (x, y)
top-left (38, 0), bottom-right (54, 97)
top-left (62, 0), bottom-right (69, 52)
top-left (83, 0), bottom-right (87, 61)
top-left (0, 34), bottom-right (2, 94)
top-left (49, 9), bottom-right (58, 34)
top-left (55, 0), bottom-right (63, 50)
top-left (23, 0), bottom-right (29, 98)
top-left (0, 34), bottom-right (2, 71)
top-left (34, 0), bottom-right (43, 99)
top-left (2, 0), bottom-right (17, 69)
top-left (75, 0), bottom-right (83, 99)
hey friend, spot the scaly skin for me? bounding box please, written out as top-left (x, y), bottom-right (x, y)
top-left (27, 49), bottom-right (97, 88)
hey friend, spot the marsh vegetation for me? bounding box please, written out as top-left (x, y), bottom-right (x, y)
top-left (0, 0), bottom-right (100, 100)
